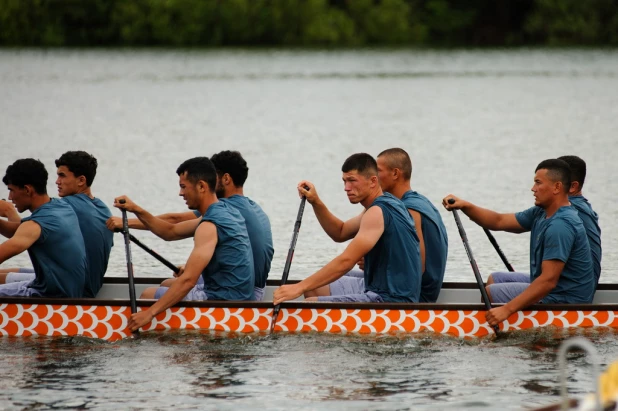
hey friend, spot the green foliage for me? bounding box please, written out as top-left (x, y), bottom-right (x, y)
top-left (422, 0), bottom-right (478, 45)
top-left (110, 0), bottom-right (152, 45)
top-left (347, 0), bottom-right (423, 44)
top-left (524, 0), bottom-right (613, 45)
top-left (301, 0), bottom-right (357, 45)
top-left (0, 0), bottom-right (617, 47)
top-left (0, 0), bottom-right (56, 45)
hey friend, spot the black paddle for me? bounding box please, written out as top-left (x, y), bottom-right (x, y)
top-left (128, 234), bottom-right (180, 275)
top-left (448, 199), bottom-right (500, 335)
top-left (270, 188), bottom-right (308, 333)
top-left (119, 199), bottom-right (139, 335)
top-left (483, 228), bottom-right (515, 272)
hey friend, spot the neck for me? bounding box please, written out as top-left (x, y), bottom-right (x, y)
top-left (570, 190), bottom-right (582, 197)
top-left (361, 186), bottom-right (384, 209)
top-left (29, 194), bottom-right (51, 212)
top-left (76, 186), bottom-right (94, 199)
top-left (197, 192), bottom-right (219, 216)
top-left (544, 196), bottom-right (570, 218)
top-left (223, 186), bottom-right (244, 198)
top-left (388, 181), bottom-right (412, 200)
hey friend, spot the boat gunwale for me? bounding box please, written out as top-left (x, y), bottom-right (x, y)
top-left (0, 278), bottom-right (615, 311)
top-left (102, 277), bottom-right (618, 291)
top-left (0, 297), bottom-right (616, 312)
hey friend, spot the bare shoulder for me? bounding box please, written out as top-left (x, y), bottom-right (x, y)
top-left (360, 205), bottom-right (384, 227)
top-left (195, 220), bottom-right (216, 236)
top-left (17, 220), bottom-right (41, 235)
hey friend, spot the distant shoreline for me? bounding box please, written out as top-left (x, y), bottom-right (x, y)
top-left (1, 0), bottom-right (617, 48)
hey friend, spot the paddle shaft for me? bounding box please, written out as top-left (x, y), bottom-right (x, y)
top-left (129, 234), bottom-right (180, 274)
top-left (119, 201), bottom-right (139, 334)
top-left (281, 197), bottom-right (307, 285)
top-left (483, 228), bottom-right (515, 272)
top-left (271, 194), bottom-right (308, 332)
top-left (448, 201), bottom-right (499, 334)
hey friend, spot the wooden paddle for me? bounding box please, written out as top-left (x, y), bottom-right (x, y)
top-left (483, 228), bottom-right (515, 272)
top-left (270, 188), bottom-right (308, 333)
top-left (119, 199), bottom-right (139, 335)
top-left (448, 199), bottom-right (500, 335)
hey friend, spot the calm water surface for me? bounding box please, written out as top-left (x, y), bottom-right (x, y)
top-left (0, 49), bottom-right (617, 410)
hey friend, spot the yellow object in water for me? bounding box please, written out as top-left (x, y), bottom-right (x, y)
top-left (599, 360), bottom-right (618, 406)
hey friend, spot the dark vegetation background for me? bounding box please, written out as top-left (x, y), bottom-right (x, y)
top-left (1, 0), bottom-right (617, 47)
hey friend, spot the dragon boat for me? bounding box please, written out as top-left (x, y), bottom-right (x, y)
top-left (0, 278), bottom-right (616, 342)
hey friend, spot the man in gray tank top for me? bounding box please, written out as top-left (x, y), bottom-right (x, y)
top-left (114, 157), bottom-right (254, 333)
top-left (273, 153), bottom-right (422, 304)
top-left (377, 148), bottom-right (448, 302)
top-left (0, 151), bottom-right (114, 298)
top-left (106, 150), bottom-right (273, 301)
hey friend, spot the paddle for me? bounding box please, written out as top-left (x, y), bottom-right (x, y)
top-left (119, 199), bottom-right (139, 335)
top-left (448, 199), bottom-right (500, 335)
top-left (128, 234), bottom-right (180, 275)
top-left (483, 228), bottom-right (515, 272)
top-left (270, 188), bottom-right (308, 333)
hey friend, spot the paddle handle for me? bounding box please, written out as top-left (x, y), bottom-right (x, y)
top-left (483, 228), bottom-right (515, 272)
top-left (271, 189), bottom-right (308, 332)
top-left (448, 199), bottom-right (500, 334)
top-left (119, 200), bottom-right (139, 335)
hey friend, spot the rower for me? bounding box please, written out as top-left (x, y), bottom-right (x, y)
top-left (0, 151), bottom-right (113, 297)
top-left (486, 155), bottom-right (603, 297)
top-left (273, 153), bottom-right (422, 304)
top-left (0, 159), bottom-right (86, 297)
top-left (558, 155), bottom-right (602, 290)
top-left (106, 150), bottom-right (273, 301)
top-left (443, 158), bottom-right (595, 327)
top-left (376, 148), bottom-right (448, 302)
top-left (116, 157), bottom-right (254, 331)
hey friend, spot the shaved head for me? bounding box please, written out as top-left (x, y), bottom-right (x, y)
top-left (377, 148), bottom-right (412, 181)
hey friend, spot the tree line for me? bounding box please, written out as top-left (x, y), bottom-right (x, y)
top-left (1, 0), bottom-right (617, 47)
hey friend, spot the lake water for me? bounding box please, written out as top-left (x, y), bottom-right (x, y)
top-left (0, 48), bottom-right (617, 410)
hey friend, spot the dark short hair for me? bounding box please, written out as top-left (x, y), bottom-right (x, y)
top-left (55, 151), bottom-right (98, 186)
top-left (210, 150), bottom-right (249, 187)
top-left (535, 159), bottom-right (571, 193)
top-left (558, 155), bottom-right (587, 189)
top-left (377, 148), bottom-right (412, 180)
top-left (341, 153), bottom-right (378, 178)
top-left (2, 158), bottom-right (48, 194)
top-left (176, 157), bottom-right (217, 191)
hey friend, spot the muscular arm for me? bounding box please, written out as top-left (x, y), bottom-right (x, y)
top-left (409, 210), bottom-right (425, 273)
top-left (0, 221), bottom-right (41, 263)
top-left (145, 222), bottom-right (215, 314)
top-left (0, 220), bottom-right (20, 239)
top-left (273, 206), bottom-right (384, 304)
top-left (312, 200), bottom-right (364, 242)
top-left (113, 196), bottom-right (200, 241)
top-left (443, 195), bottom-right (525, 233)
top-left (297, 181), bottom-right (363, 242)
top-left (134, 210), bottom-right (201, 241)
top-left (486, 260), bottom-right (563, 326)
top-left (108, 211), bottom-right (198, 231)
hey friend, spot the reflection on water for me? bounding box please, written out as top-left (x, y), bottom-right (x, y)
top-left (1, 329), bottom-right (617, 410)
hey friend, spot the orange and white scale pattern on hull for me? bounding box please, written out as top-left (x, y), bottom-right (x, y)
top-left (0, 304), bottom-right (616, 342)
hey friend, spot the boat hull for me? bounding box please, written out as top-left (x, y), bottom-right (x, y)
top-left (1, 280), bottom-right (616, 341)
top-left (1, 301), bottom-right (617, 342)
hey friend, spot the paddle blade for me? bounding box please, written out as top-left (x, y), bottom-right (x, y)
top-left (270, 306), bottom-right (281, 333)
